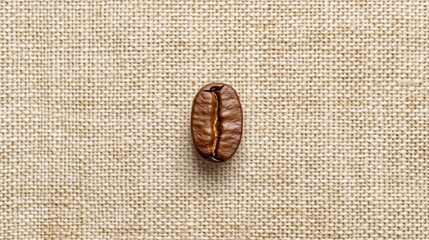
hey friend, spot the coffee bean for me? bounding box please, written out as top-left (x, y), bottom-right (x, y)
top-left (191, 83), bottom-right (243, 162)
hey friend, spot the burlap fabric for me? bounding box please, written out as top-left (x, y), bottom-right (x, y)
top-left (1, 1), bottom-right (428, 239)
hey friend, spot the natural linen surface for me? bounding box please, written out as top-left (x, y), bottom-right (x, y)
top-left (1, 1), bottom-right (428, 239)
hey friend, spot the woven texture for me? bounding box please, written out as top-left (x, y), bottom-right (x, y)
top-left (1, 1), bottom-right (429, 239)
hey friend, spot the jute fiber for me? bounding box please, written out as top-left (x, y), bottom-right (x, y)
top-left (1, 1), bottom-right (428, 239)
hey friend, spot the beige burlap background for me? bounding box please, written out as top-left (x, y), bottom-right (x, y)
top-left (1, 1), bottom-right (428, 239)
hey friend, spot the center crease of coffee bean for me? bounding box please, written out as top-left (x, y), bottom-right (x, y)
top-left (204, 85), bottom-right (224, 161)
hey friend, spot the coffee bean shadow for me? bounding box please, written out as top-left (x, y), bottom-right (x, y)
top-left (193, 150), bottom-right (229, 173)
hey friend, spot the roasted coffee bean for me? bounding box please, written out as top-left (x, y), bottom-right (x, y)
top-left (191, 83), bottom-right (243, 162)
